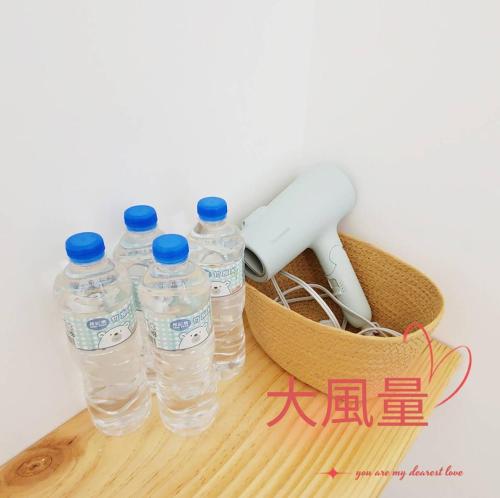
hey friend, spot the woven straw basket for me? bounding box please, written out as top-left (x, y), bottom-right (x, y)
top-left (245, 234), bottom-right (444, 396)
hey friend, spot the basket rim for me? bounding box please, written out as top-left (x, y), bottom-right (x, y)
top-left (245, 232), bottom-right (445, 343)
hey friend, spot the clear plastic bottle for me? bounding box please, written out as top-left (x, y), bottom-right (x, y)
top-left (54, 232), bottom-right (151, 436)
top-left (113, 205), bottom-right (162, 388)
top-left (188, 197), bottom-right (246, 380)
top-left (140, 234), bottom-right (218, 435)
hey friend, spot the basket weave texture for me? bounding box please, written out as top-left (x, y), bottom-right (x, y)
top-left (245, 234), bottom-right (444, 396)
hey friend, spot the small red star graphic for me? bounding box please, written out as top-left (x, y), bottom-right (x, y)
top-left (320, 467), bottom-right (351, 479)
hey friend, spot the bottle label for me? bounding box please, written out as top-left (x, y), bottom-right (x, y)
top-left (131, 278), bottom-right (142, 312)
top-left (204, 258), bottom-right (245, 298)
top-left (144, 303), bottom-right (212, 351)
top-left (63, 299), bottom-right (137, 351)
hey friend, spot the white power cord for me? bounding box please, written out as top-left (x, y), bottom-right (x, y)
top-left (271, 277), bottom-right (290, 310)
top-left (271, 271), bottom-right (402, 338)
top-left (276, 272), bottom-right (342, 328)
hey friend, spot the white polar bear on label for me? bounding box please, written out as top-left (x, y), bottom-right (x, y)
top-left (211, 280), bottom-right (231, 297)
top-left (178, 326), bottom-right (209, 350)
top-left (98, 323), bottom-right (132, 349)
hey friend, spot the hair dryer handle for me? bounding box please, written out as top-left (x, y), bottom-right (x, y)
top-left (312, 228), bottom-right (372, 328)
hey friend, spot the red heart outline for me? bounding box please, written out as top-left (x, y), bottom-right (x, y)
top-left (402, 321), bottom-right (472, 407)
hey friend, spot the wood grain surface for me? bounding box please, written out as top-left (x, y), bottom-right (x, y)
top-left (0, 321), bottom-right (460, 498)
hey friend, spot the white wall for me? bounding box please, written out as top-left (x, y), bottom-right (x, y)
top-left (0, 0), bottom-right (315, 462)
top-left (304, 1), bottom-right (500, 496)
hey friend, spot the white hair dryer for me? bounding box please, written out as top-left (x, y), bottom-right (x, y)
top-left (241, 164), bottom-right (372, 328)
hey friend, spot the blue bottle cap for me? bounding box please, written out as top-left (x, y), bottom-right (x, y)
top-left (124, 205), bottom-right (158, 232)
top-left (65, 232), bottom-right (105, 264)
top-left (153, 234), bottom-right (189, 265)
top-left (197, 197), bottom-right (227, 222)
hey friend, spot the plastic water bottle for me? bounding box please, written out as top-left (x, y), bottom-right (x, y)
top-left (188, 197), bottom-right (246, 380)
top-left (113, 205), bottom-right (162, 388)
top-left (140, 234), bottom-right (218, 435)
top-left (54, 232), bottom-right (151, 436)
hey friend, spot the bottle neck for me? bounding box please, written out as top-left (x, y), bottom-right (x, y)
top-left (198, 218), bottom-right (227, 230)
top-left (154, 260), bottom-right (190, 275)
top-left (126, 226), bottom-right (158, 235)
top-left (66, 256), bottom-right (112, 276)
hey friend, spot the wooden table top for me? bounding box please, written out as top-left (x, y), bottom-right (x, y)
top-left (0, 322), bottom-right (459, 498)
